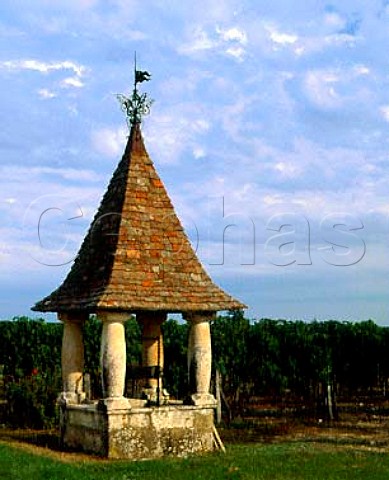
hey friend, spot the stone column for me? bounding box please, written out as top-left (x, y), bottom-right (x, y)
top-left (137, 312), bottom-right (166, 402)
top-left (186, 312), bottom-right (216, 406)
top-left (98, 311), bottom-right (129, 409)
top-left (58, 311), bottom-right (87, 404)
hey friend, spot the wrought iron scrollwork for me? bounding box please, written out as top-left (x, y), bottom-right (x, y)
top-left (117, 90), bottom-right (154, 127)
top-left (117, 61), bottom-right (153, 126)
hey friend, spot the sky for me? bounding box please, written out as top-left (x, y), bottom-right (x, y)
top-left (1, 1), bottom-right (389, 324)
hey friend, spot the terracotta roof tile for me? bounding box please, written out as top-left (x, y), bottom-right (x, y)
top-left (32, 124), bottom-right (246, 313)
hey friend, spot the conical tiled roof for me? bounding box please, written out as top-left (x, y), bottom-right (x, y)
top-left (32, 124), bottom-right (246, 313)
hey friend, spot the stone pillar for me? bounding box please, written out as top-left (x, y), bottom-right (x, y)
top-left (98, 311), bottom-right (129, 409)
top-left (58, 311), bottom-right (87, 404)
top-left (137, 312), bottom-right (166, 402)
top-left (186, 312), bottom-right (216, 406)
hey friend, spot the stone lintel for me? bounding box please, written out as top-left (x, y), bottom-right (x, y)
top-left (137, 311), bottom-right (167, 324)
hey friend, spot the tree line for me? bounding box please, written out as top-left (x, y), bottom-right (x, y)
top-left (1, 313), bottom-right (389, 427)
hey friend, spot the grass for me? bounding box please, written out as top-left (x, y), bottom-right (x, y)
top-left (2, 441), bottom-right (389, 480)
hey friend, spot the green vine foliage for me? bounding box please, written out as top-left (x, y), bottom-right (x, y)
top-left (1, 315), bottom-right (389, 428)
top-left (0, 316), bottom-right (153, 427)
top-left (5, 372), bottom-right (61, 429)
top-left (0, 317), bottom-right (62, 428)
top-left (162, 319), bottom-right (189, 399)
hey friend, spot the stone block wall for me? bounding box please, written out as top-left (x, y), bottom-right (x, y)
top-left (61, 403), bottom-right (215, 459)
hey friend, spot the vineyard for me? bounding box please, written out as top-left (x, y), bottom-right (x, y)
top-left (1, 313), bottom-right (389, 431)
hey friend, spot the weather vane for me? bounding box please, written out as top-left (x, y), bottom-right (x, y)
top-left (117, 53), bottom-right (153, 127)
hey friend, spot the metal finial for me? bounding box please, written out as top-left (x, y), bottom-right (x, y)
top-left (117, 53), bottom-right (153, 127)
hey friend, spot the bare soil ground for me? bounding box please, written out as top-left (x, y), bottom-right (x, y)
top-left (220, 397), bottom-right (389, 453)
top-left (2, 398), bottom-right (389, 461)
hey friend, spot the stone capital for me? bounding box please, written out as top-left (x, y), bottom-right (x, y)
top-left (97, 311), bottom-right (129, 324)
top-left (184, 311), bottom-right (216, 324)
top-left (58, 311), bottom-right (88, 324)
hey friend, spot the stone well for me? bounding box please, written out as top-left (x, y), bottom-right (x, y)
top-left (33, 93), bottom-right (245, 459)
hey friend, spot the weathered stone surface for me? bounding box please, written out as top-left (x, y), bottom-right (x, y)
top-left (60, 403), bottom-right (105, 455)
top-left (61, 403), bottom-right (215, 459)
top-left (186, 313), bottom-right (215, 403)
top-left (98, 311), bottom-right (128, 398)
top-left (138, 311), bottom-right (165, 397)
top-left (58, 312), bottom-right (87, 403)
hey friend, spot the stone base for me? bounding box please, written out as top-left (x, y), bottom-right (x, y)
top-left (190, 393), bottom-right (217, 407)
top-left (98, 396), bottom-right (131, 411)
top-left (142, 387), bottom-right (170, 405)
top-left (60, 400), bottom-right (216, 459)
top-left (59, 391), bottom-right (86, 405)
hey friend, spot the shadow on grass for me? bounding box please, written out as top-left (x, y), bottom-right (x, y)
top-left (0, 428), bottom-right (61, 451)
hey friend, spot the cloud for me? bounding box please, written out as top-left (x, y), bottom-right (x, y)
top-left (142, 102), bottom-right (212, 165)
top-left (217, 26), bottom-right (247, 59)
top-left (258, 6), bottom-right (361, 58)
top-left (0, 165), bottom-right (104, 192)
top-left (0, 22), bottom-right (26, 38)
top-left (293, 29), bottom-right (360, 57)
top-left (380, 105), bottom-right (389, 122)
top-left (324, 11), bottom-right (347, 30)
top-left (2, 0), bottom-right (389, 321)
top-left (171, 0), bottom-right (241, 25)
top-left (216, 26), bottom-right (247, 44)
top-left (225, 46), bottom-right (246, 61)
top-left (37, 0), bottom-right (99, 10)
top-left (353, 64), bottom-right (370, 76)
top-left (91, 126), bottom-right (128, 158)
top-left (145, 114), bottom-right (190, 164)
top-left (304, 69), bottom-right (342, 109)
top-left (0, 59), bottom-right (88, 92)
top-left (324, 32), bottom-right (358, 47)
top-left (301, 64), bottom-right (372, 111)
top-left (175, 131), bottom-right (389, 241)
top-left (60, 77), bottom-right (84, 88)
top-left (0, 162), bottom-right (104, 282)
top-left (177, 27), bottom-right (217, 55)
top-left (37, 88), bottom-right (57, 99)
top-left (193, 147), bottom-right (206, 159)
top-left (273, 161), bottom-right (301, 178)
top-left (265, 23), bottom-right (298, 46)
top-left (178, 24), bottom-right (248, 59)
top-left (0, 59), bottom-right (86, 77)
